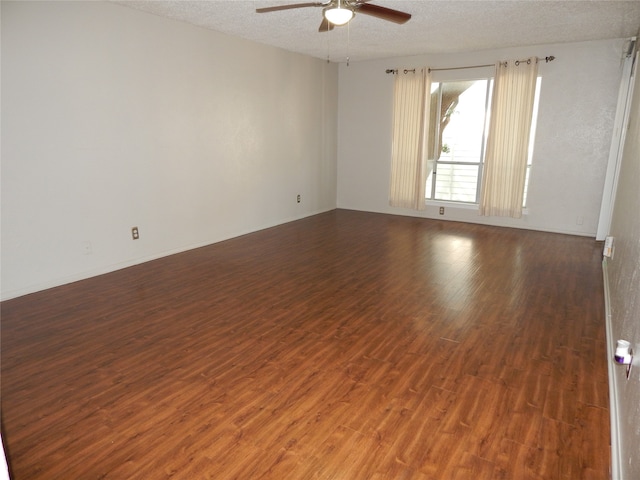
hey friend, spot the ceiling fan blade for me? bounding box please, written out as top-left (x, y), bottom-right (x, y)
top-left (256, 2), bottom-right (324, 13)
top-left (318, 17), bottom-right (335, 32)
top-left (355, 3), bottom-right (411, 24)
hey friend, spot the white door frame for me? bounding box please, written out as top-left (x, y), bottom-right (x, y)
top-left (596, 39), bottom-right (637, 241)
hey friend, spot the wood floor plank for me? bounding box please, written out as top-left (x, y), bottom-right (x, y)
top-left (1, 210), bottom-right (610, 479)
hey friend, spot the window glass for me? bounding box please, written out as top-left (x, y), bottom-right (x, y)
top-left (426, 80), bottom-right (490, 203)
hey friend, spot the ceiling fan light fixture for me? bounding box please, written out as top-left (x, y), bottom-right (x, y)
top-left (323, 1), bottom-right (354, 26)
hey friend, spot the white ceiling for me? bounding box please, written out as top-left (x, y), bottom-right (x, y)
top-left (115, 1), bottom-right (640, 62)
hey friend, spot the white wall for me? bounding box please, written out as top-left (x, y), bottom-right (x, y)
top-left (606, 49), bottom-right (640, 479)
top-left (337, 39), bottom-right (627, 236)
top-left (0, 1), bottom-right (338, 300)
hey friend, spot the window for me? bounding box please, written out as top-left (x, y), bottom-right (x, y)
top-left (424, 77), bottom-right (541, 206)
top-left (425, 79), bottom-right (491, 203)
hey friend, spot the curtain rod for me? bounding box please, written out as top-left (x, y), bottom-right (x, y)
top-left (385, 56), bottom-right (555, 74)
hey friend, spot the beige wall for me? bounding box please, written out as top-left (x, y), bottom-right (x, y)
top-left (336, 39), bottom-right (626, 236)
top-left (1, 1), bottom-right (339, 299)
top-left (606, 49), bottom-right (640, 479)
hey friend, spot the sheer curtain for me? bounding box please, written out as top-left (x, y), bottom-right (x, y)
top-left (480, 57), bottom-right (539, 218)
top-left (389, 68), bottom-right (431, 210)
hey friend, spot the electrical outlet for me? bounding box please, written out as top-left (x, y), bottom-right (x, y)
top-left (439, 207), bottom-right (445, 215)
top-left (297, 194), bottom-right (301, 203)
top-left (604, 236), bottom-right (614, 258)
top-left (131, 226), bottom-right (139, 240)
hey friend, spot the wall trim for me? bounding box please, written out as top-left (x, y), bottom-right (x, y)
top-left (603, 258), bottom-right (621, 480)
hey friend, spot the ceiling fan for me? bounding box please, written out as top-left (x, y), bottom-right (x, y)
top-left (256, 0), bottom-right (411, 32)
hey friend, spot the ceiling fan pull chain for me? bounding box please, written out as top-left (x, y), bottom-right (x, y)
top-left (347, 19), bottom-right (350, 66)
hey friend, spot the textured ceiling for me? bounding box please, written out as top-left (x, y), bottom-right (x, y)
top-left (115, 1), bottom-right (640, 62)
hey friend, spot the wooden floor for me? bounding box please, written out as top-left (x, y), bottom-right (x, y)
top-left (1, 210), bottom-right (610, 479)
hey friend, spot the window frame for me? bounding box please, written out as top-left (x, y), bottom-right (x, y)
top-left (427, 78), bottom-right (492, 204)
top-left (426, 76), bottom-right (493, 205)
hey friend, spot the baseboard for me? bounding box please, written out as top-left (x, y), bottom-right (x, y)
top-left (603, 258), bottom-right (621, 480)
top-left (0, 208), bottom-right (336, 302)
top-left (337, 206), bottom-right (597, 237)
